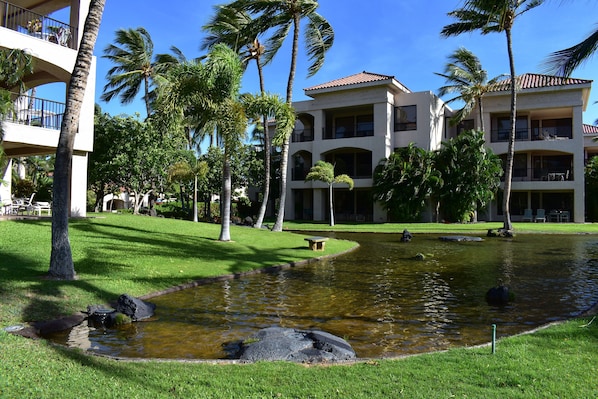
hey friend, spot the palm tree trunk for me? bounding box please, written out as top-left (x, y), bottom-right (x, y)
top-left (329, 184), bottom-right (334, 227)
top-left (272, 13), bottom-right (301, 232)
top-left (502, 27), bottom-right (516, 232)
top-left (144, 74), bottom-right (151, 117)
top-left (193, 174), bottom-right (199, 222)
top-left (254, 59), bottom-right (269, 228)
top-left (49, 0), bottom-right (105, 280)
top-left (477, 98), bottom-right (485, 133)
top-left (219, 146), bottom-right (232, 241)
top-left (254, 115), bottom-right (270, 228)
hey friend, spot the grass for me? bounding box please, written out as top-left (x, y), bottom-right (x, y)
top-left (0, 214), bottom-right (597, 398)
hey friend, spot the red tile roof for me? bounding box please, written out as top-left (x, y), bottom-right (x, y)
top-left (488, 73), bottom-right (592, 92)
top-left (583, 124), bottom-right (598, 135)
top-left (305, 71), bottom-right (409, 92)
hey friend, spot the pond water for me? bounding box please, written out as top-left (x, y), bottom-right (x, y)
top-left (45, 232), bottom-right (598, 359)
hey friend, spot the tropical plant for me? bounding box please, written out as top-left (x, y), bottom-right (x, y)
top-left (101, 27), bottom-right (158, 117)
top-left (225, 0), bottom-right (334, 232)
top-left (441, 0), bottom-right (544, 231)
top-left (0, 48), bottom-right (34, 141)
top-left (373, 143), bottom-right (441, 222)
top-left (305, 160), bottom-right (353, 226)
top-left (435, 130), bottom-right (503, 223)
top-left (435, 47), bottom-right (504, 131)
top-left (50, 0), bottom-right (105, 280)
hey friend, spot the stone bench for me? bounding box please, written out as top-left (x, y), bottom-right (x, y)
top-left (304, 236), bottom-right (328, 251)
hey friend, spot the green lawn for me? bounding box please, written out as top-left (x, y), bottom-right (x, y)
top-left (0, 214), bottom-right (597, 398)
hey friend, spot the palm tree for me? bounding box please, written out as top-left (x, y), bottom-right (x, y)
top-left (202, 6), bottom-right (274, 229)
top-left (435, 47), bottom-right (504, 132)
top-left (49, 0), bottom-right (106, 280)
top-left (242, 92), bottom-right (295, 228)
top-left (156, 44), bottom-right (244, 240)
top-left (545, 25), bottom-right (598, 78)
top-left (441, 0), bottom-right (544, 232)
top-left (101, 27), bottom-right (156, 117)
top-left (226, 0), bottom-right (334, 232)
top-left (305, 160), bottom-right (353, 226)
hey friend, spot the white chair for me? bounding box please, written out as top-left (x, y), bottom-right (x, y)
top-left (535, 209), bottom-right (546, 223)
top-left (29, 201), bottom-right (52, 216)
top-left (18, 193), bottom-right (36, 215)
top-left (522, 208), bottom-right (533, 222)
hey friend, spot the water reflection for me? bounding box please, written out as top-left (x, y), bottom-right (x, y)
top-left (46, 233), bottom-right (598, 359)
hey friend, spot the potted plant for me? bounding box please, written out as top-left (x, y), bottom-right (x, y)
top-left (26, 18), bottom-right (42, 34)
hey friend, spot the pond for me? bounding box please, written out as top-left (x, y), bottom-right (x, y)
top-left (44, 232), bottom-right (598, 359)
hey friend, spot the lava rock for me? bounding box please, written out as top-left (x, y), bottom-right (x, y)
top-left (238, 326), bottom-right (356, 363)
top-left (400, 229), bottom-right (413, 242)
top-left (486, 285), bottom-right (512, 306)
top-left (115, 294), bottom-right (156, 321)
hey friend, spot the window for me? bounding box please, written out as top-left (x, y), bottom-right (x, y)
top-left (492, 116), bottom-right (528, 142)
top-left (334, 116), bottom-right (354, 138)
top-left (394, 105), bottom-right (417, 131)
top-left (457, 119), bottom-right (475, 135)
top-left (356, 114), bottom-right (374, 136)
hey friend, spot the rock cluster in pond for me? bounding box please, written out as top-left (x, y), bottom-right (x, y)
top-left (486, 285), bottom-right (513, 306)
top-left (439, 235), bottom-right (483, 242)
top-left (400, 229), bottom-right (413, 242)
top-left (235, 326), bottom-right (356, 363)
top-left (87, 294), bottom-right (156, 328)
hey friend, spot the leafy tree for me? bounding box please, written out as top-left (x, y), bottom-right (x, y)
top-left (305, 160), bottom-right (353, 226)
top-left (435, 47), bottom-right (504, 131)
top-left (441, 0), bottom-right (544, 231)
top-left (435, 130), bottom-right (503, 222)
top-left (226, 0), bottom-right (334, 232)
top-left (101, 27), bottom-right (159, 117)
top-left (0, 48), bottom-right (34, 142)
top-left (373, 143), bottom-right (440, 222)
top-left (50, 0), bottom-right (105, 280)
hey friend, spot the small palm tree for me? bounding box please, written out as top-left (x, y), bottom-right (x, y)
top-left (101, 27), bottom-right (156, 117)
top-left (435, 47), bottom-right (504, 132)
top-left (305, 160), bottom-right (353, 226)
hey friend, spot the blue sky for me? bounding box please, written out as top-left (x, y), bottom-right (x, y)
top-left (91, 1), bottom-right (598, 125)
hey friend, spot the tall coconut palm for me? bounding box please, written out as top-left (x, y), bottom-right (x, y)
top-left (226, 0), bottom-right (334, 232)
top-left (441, 0), bottom-right (544, 232)
top-left (49, 0), bottom-right (105, 280)
top-left (545, 25), bottom-right (598, 78)
top-left (101, 27), bottom-right (156, 117)
top-left (435, 47), bottom-right (505, 132)
top-left (305, 160), bottom-right (353, 227)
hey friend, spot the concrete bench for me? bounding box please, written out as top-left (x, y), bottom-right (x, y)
top-left (304, 236), bottom-right (328, 251)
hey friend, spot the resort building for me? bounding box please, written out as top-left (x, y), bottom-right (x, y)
top-left (0, 0), bottom-right (95, 216)
top-left (286, 71), bottom-right (594, 223)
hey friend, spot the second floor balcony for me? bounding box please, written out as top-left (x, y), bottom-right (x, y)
top-left (491, 117), bottom-right (573, 143)
top-left (4, 92), bottom-right (65, 130)
top-left (1, 1), bottom-right (76, 48)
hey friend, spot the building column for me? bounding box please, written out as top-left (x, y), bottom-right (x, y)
top-left (70, 153), bottom-right (88, 217)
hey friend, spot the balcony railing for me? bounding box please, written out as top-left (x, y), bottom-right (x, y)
top-left (1, 1), bottom-right (76, 49)
top-left (491, 127), bottom-right (573, 142)
top-left (4, 92), bottom-right (65, 130)
top-left (501, 167), bottom-right (573, 182)
top-left (291, 128), bottom-right (314, 143)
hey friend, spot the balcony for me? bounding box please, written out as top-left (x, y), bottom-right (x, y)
top-left (491, 127), bottom-right (573, 142)
top-left (502, 167), bottom-right (573, 182)
top-left (1, 1), bottom-right (76, 49)
top-left (291, 128), bottom-right (314, 143)
top-left (5, 92), bottom-right (65, 130)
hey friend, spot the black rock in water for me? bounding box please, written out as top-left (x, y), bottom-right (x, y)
top-left (115, 294), bottom-right (156, 321)
top-left (237, 327), bottom-right (356, 363)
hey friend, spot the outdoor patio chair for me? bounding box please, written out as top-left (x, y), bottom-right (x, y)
top-left (535, 209), bottom-right (546, 223)
top-left (522, 208), bottom-right (533, 222)
top-left (28, 201), bottom-right (52, 216)
top-left (18, 193), bottom-right (35, 215)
